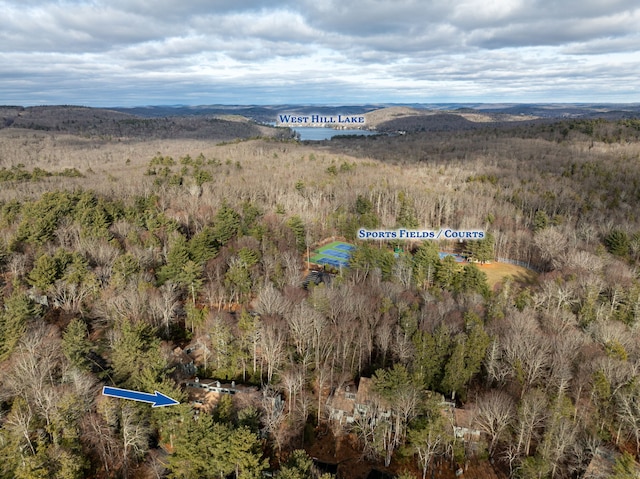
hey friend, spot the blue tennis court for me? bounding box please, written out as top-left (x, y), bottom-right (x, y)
top-left (309, 241), bottom-right (355, 269)
top-left (317, 258), bottom-right (348, 267)
top-left (322, 249), bottom-right (351, 260)
top-left (439, 252), bottom-right (466, 263)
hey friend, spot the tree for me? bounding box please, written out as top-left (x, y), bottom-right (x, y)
top-left (533, 210), bottom-right (550, 231)
top-left (616, 381), bottom-right (640, 455)
top-left (534, 227), bottom-right (568, 270)
top-left (286, 216), bottom-right (306, 253)
top-left (604, 229), bottom-right (630, 257)
top-left (456, 264), bottom-right (489, 297)
top-left (396, 191), bottom-right (419, 229)
top-left (225, 257), bottom-right (252, 305)
top-left (412, 241), bottom-right (439, 289)
top-left (407, 397), bottom-right (453, 479)
top-left (0, 291), bottom-right (38, 361)
top-left (469, 232), bottom-right (495, 264)
top-left (514, 388), bottom-right (548, 457)
top-left (441, 336), bottom-right (468, 400)
top-left (276, 450), bottom-right (334, 479)
top-left (109, 320), bottom-right (166, 389)
top-left (120, 403), bottom-right (150, 478)
top-left (62, 317), bottom-right (92, 371)
top-left (434, 255), bottom-right (457, 290)
top-left (167, 412), bottom-right (267, 479)
top-left (213, 202), bottom-right (241, 245)
top-left (612, 451), bottom-right (638, 479)
top-left (371, 364), bottom-right (422, 467)
top-left (259, 320), bottom-right (285, 383)
top-left (473, 390), bottom-right (515, 458)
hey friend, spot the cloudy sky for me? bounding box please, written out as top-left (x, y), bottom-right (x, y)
top-left (2, 0), bottom-right (639, 106)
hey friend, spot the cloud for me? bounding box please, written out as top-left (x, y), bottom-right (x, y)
top-left (0, 0), bottom-right (638, 105)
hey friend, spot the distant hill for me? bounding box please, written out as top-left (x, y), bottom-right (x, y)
top-left (0, 105), bottom-right (293, 141)
top-left (2, 104), bottom-right (639, 139)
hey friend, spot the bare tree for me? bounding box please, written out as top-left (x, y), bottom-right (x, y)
top-left (616, 383), bottom-right (640, 455)
top-left (534, 227), bottom-right (569, 270)
top-left (501, 309), bottom-right (551, 396)
top-left (5, 397), bottom-right (36, 454)
top-left (148, 281), bottom-right (181, 335)
top-left (255, 282), bottom-right (290, 317)
top-left (260, 385), bottom-right (289, 453)
top-left (514, 388), bottom-right (548, 456)
top-left (259, 320), bottom-right (285, 383)
top-left (121, 403), bottom-right (150, 478)
top-left (473, 390), bottom-right (515, 458)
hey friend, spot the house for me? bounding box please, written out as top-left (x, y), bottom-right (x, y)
top-left (327, 382), bottom-right (358, 424)
top-left (452, 408), bottom-right (481, 442)
top-left (326, 377), bottom-right (392, 425)
top-left (171, 346), bottom-right (196, 377)
top-left (184, 379), bottom-right (259, 412)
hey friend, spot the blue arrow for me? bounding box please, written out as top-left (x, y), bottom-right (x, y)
top-left (102, 386), bottom-right (179, 407)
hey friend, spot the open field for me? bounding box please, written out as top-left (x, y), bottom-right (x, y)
top-left (477, 261), bottom-right (539, 288)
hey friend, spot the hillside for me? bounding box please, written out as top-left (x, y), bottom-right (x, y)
top-left (0, 105), bottom-right (293, 141)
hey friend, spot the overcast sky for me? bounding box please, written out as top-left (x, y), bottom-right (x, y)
top-left (2, 0), bottom-right (639, 106)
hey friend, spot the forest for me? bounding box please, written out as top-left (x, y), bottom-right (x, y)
top-left (1, 113), bottom-right (640, 479)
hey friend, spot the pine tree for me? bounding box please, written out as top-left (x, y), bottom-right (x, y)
top-left (213, 203), bottom-right (241, 245)
top-left (0, 291), bottom-right (37, 361)
top-left (62, 318), bottom-right (92, 371)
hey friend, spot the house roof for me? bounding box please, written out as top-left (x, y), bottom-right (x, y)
top-left (327, 383), bottom-right (356, 416)
top-left (453, 408), bottom-right (475, 430)
top-left (356, 377), bottom-right (374, 405)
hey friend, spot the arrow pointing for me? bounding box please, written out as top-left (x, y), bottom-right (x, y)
top-left (102, 386), bottom-right (180, 407)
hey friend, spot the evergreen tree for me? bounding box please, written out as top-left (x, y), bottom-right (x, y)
top-left (167, 413), bottom-right (266, 479)
top-left (157, 234), bottom-right (191, 284)
top-left (213, 203), bottom-right (241, 245)
top-left (412, 241), bottom-right (439, 288)
top-left (604, 229), bottom-right (630, 257)
top-left (456, 263), bottom-right (490, 297)
top-left (0, 291), bottom-right (38, 361)
top-left (434, 255), bottom-right (457, 290)
top-left (286, 215), bottom-right (306, 253)
top-left (469, 232), bottom-right (495, 263)
top-left (111, 253), bottom-right (140, 288)
top-left (189, 226), bottom-right (220, 264)
top-left (62, 317), bottom-right (92, 371)
top-left (396, 191), bottom-right (419, 229)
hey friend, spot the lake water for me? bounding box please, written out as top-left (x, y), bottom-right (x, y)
top-left (293, 127), bottom-right (378, 141)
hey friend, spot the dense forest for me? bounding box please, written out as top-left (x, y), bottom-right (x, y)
top-left (1, 115), bottom-right (640, 478)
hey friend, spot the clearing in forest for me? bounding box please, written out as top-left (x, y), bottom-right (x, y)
top-left (477, 261), bottom-right (538, 288)
top-left (309, 241), bottom-right (355, 269)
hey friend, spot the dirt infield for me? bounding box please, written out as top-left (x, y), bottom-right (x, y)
top-left (477, 261), bottom-right (538, 288)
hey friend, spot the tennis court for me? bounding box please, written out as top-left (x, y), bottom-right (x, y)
top-left (309, 241), bottom-right (355, 268)
top-left (438, 252), bottom-right (467, 263)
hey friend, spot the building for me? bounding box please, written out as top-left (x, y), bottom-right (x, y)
top-left (327, 377), bottom-right (389, 425)
top-left (184, 379), bottom-right (259, 412)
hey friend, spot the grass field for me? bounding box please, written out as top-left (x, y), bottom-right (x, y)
top-left (477, 261), bottom-right (538, 288)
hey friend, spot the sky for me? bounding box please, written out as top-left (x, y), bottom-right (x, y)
top-left (1, 0), bottom-right (639, 106)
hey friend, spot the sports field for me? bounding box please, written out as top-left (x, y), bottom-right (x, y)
top-left (309, 241), bottom-right (355, 268)
top-left (476, 261), bottom-right (538, 288)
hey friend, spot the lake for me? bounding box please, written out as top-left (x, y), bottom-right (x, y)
top-left (293, 127), bottom-right (378, 141)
